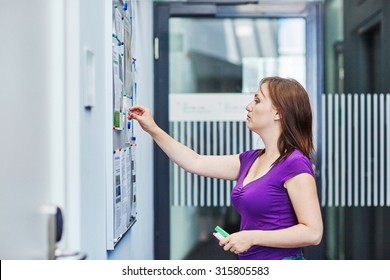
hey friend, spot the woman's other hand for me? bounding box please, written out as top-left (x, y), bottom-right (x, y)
top-left (219, 231), bottom-right (254, 254)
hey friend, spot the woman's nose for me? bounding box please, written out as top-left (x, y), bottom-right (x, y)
top-left (245, 103), bottom-right (251, 111)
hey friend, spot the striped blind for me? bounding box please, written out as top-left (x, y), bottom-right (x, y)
top-left (322, 93), bottom-right (390, 207)
top-left (170, 120), bottom-right (254, 207)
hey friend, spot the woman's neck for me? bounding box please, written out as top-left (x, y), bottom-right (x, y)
top-left (262, 147), bottom-right (280, 159)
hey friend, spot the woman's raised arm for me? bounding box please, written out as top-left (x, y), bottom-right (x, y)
top-left (128, 105), bottom-right (240, 181)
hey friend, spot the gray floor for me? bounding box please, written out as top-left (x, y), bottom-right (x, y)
top-left (185, 239), bottom-right (238, 260)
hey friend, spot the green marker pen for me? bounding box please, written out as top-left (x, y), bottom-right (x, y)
top-left (214, 226), bottom-right (229, 240)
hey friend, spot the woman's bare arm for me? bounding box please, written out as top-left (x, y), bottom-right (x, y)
top-left (129, 105), bottom-right (241, 180)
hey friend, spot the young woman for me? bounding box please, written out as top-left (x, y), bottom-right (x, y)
top-left (128, 76), bottom-right (323, 260)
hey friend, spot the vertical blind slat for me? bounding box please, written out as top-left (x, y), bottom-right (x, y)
top-left (347, 94), bottom-right (353, 206)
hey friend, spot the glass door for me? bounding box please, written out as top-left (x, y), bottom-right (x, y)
top-left (153, 1), bottom-right (323, 260)
top-left (169, 17), bottom-right (307, 260)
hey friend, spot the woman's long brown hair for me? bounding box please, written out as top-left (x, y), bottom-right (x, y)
top-left (259, 76), bottom-right (314, 163)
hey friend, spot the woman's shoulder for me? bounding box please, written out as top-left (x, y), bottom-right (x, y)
top-left (281, 149), bottom-right (312, 167)
top-left (283, 149), bottom-right (311, 172)
top-left (288, 149), bottom-right (309, 160)
top-left (278, 149), bottom-right (314, 181)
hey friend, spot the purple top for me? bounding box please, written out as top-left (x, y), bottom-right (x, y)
top-left (231, 149), bottom-right (314, 260)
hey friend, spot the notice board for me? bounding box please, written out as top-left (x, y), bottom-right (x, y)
top-left (107, 0), bottom-right (138, 250)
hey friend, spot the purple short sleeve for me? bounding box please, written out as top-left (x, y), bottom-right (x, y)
top-left (279, 151), bottom-right (314, 184)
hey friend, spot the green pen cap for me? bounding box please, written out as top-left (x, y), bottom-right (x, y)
top-left (214, 226), bottom-right (229, 238)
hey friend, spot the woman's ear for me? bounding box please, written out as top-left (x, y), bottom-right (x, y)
top-left (274, 111), bottom-right (281, 121)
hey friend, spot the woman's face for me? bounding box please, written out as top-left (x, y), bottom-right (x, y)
top-left (245, 82), bottom-right (279, 133)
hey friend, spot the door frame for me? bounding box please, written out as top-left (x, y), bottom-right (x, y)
top-left (153, 0), bottom-right (324, 260)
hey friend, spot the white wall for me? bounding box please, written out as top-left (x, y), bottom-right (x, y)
top-left (71, 0), bottom-right (155, 260)
top-left (71, 0), bottom-right (108, 260)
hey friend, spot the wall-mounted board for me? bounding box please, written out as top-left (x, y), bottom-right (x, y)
top-left (107, 0), bottom-right (138, 250)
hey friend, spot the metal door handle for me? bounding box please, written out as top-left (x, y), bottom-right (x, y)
top-left (44, 205), bottom-right (87, 260)
top-left (55, 249), bottom-right (87, 260)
